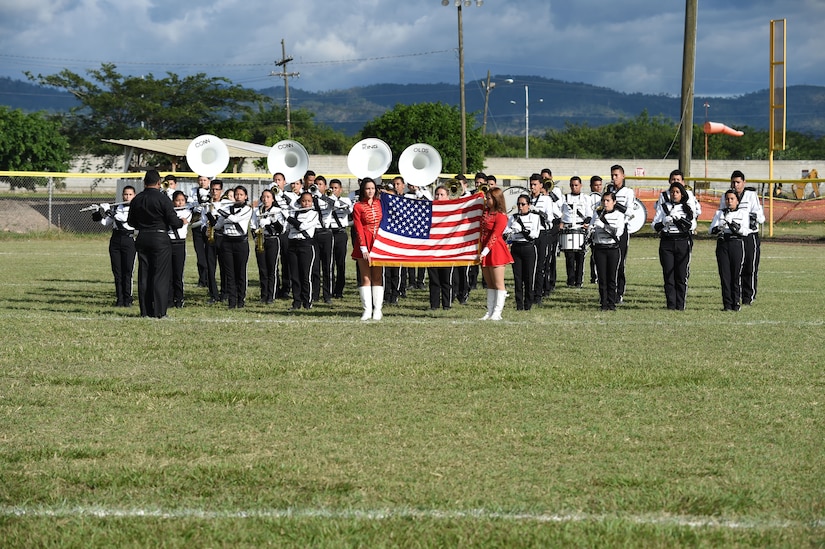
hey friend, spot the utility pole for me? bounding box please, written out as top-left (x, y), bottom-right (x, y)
top-left (679, 0), bottom-right (698, 179)
top-left (271, 39), bottom-right (299, 137)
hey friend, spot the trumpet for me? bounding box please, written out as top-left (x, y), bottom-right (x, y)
top-left (325, 188), bottom-right (334, 197)
top-left (477, 182), bottom-right (490, 194)
top-left (542, 178), bottom-right (555, 193)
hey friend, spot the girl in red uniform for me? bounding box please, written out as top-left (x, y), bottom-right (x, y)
top-left (352, 177), bottom-right (384, 320)
top-left (479, 187), bottom-right (514, 320)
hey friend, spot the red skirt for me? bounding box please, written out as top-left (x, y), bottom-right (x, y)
top-left (481, 240), bottom-right (513, 267)
top-left (351, 231), bottom-right (377, 260)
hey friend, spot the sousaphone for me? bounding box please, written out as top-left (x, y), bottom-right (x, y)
top-left (186, 134), bottom-right (230, 178)
top-left (398, 143), bottom-right (442, 187)
top-left (347, 138), bottom-right (392, 180)
top-left (267, 139), bottom-right (310, 184)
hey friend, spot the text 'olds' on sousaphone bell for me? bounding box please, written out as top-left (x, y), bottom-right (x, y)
top-left (398, 143), bottom-right (442, 187)
top-left (347, 138), bottom-right (392, 180)
top-left (186, 134), bottom-right (230, 178)
top-left (267, 139), bottom-right (309, 184)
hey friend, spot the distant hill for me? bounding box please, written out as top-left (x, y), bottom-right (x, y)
top-left (3, 74), bottom-right (824, 136)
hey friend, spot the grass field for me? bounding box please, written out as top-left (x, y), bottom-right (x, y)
top-left (0, 232), bottom-right (823, 547)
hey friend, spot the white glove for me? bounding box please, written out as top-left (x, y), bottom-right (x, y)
top-left (480, 247), bottom-right (490, 258)
top-left (664, 215), bottom-right (673, 225)
top-left (593, 218), bottom-right (604, 229)
top-left (360, 246), bottom-right (370, 261)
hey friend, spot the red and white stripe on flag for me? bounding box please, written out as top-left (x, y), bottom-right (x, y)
top-left (370, 192), bottom-right (484, 267)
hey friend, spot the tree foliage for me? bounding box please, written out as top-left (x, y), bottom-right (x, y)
top-left (360, 102), bottom-right (485, 175)
top-left (25, 64), bottom-right (268, 156)
top-left (0, 106), bottom-right (71, 187)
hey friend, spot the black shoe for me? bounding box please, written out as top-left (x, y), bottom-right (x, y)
top-left (324, 297), bottom-right (332, 304)
top-left (288, 304), bottom-right (301, 311)
top-left (304, 303), bottom-right (313, 310)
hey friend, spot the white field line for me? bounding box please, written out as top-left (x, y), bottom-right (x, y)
top-left (1, 505), bottom-right (820, 530)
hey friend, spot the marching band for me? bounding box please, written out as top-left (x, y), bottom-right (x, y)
top-left (85, 139), bottom-right (765, 318)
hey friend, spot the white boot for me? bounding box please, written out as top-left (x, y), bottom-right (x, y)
top-left (480, 289), bottom-right (495, 320)
top-left (490, 289), bottom-right (506, 321)
top-left (371, 286), bottom-right (384, 320)
top-left (359, 286), bottom-right (372, 321)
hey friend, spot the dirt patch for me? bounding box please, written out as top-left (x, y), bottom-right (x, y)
top-left (0, 200), bottom-right (53, 233)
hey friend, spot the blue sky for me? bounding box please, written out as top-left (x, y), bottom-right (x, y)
top-left (1, 0), bottom-right (822, 97)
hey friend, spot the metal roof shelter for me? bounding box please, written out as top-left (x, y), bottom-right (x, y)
top-left (102, 138), bottom-right (271, 172)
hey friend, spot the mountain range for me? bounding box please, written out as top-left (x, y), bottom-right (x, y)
top-left (3, 75), bottom-right (824, 137)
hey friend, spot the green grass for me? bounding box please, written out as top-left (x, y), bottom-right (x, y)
top-left (0, 233), bottom-right (823, 547)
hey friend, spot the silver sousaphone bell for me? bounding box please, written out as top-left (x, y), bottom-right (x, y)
top-left (186, 134), bottom-right (230, 178)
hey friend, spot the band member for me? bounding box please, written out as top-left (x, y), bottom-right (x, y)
top-left (212, 185), bottom-right (252, 309)
top-left (590, 191), bottom-right (626, 311)
top-left (486, 174), bottom-right (498, 188)
top-left (286, 192), bottom-right (321, 311)
top-left (609, 164), bottom-right (636, 303)
top-left (162, 174), bottom-right (177, 200)
top-left (168, 191), bottom-right (192, 308)
top-left (527, 173), bottom-right (557, 306)
top-left (722, 170), bottom-right (765, 305)
top-left (588, 175), bottom-right (603, 284)
top-left (309, 175), bottom-right (334, 304)
top-left (427, 186), bottom-right (455, 310)
top-left (92, 185), bottom-right (136, 307)
top-left (251, 189), bottom-right (284, 304)
top-left (710, 189), bottom-right (751, 311)
top-left (270, 172), bottom-right (293, 298)
top-left (507, 194), bottom-right (541, 310)
top-left (662, 169), bottom-right (702, 225)
top-left (400, 177), bottom-right (429, 293)
top-left (303, 170), bottom-right (316, 191)
top-left (652, 181), bottom-right (695, 311)
top-left (352, 177), bottom-right (384, 320)
top-left (127, 170), bottom-right (185, 318)
top-left (451, 174), bottom-right (474, 305)
top-left (540, 168), bottom-right (563, 295)
top-left (561, 176), bottom-right (593, 288)
top-left (203, 179), bottom-right (224, 304)
top-left (328, 179), bottom-right (353, 298)
top-left (383, 182), bottom-right (404, 306)
top-left (479, 187), bottom-right (514, 321)
top-left (189, 175), bottom-right (211, 288)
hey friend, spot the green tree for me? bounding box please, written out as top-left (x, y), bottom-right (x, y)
top-left (0, 106), bottom-right (71, 188)
top-left (25, 64), bottom-right (268, 158)
top-left (360, 102), bottom-right (485, 175)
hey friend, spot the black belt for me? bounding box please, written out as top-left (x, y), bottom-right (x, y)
top-left (660, 234), bottom-right (690, 241)
top-left (721, 234), bottom-right (742, 241)
top-left (316, 228), bottom-right (332, 233)
top-left (331, 228), bottom-right (346, 234)
top-left (594, 243), bottom-right (619, 250)
top-left (511, 240), bottom-right (534, 246)
top-left (113, 229), bottom-right (134, 235)
top-left (139, 229), bottom-right (166, 233)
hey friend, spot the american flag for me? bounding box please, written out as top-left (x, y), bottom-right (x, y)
top-left (370, 192), bottom-right (484, 267)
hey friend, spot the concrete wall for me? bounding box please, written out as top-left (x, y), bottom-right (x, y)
top-left (3, 156), bottom-right (822, 194)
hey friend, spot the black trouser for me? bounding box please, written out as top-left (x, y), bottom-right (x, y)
top-left (453, 265), bottom-right (470, 303)
top-left (594, 244), bottom-right (620, 310)
top-left (204, 231), bottom-right (220, 301)
top-left (219, 236), bottom-right (249, 308)
top-left (741, 232), bottom-right (760, 304)
top-left (658, 236), bottom-right (691, 310)
top-left (255, 236), bottom-right (280, 303)
top-left (533, 230), bottom-right (550, 303)
top-left (191, 224), bottom-right (207, 287)
top-left (385, 266), bottom-right (402, 304)
top-left (617, 230), bottom-right (629, 298)
top-left (564, 250), bottom-right (586, 287)
top-left (169, 239), bottom-right (186, 307)
top-left (427, 266), bottom-right (453, 309)
top-left (331, 229), bottom-right (348, 297)
top-left (544, 228), bottom-right (559, 293)
top-left (108, 230), bottom-right (135, 306)
top-left (589, 245), bottom-right (597, 283)
top-left (278, 232), bottom-right (291, 297)
top-left (468, 265), bottom-right (479, 290)
top-left (135, 231), bottom-right (173, 318)
top-left (313, 229), bottom-right (333, 302)
top-left (716, 236), bottom-right (744, 310)
top-left (288, 238), bottom-right (317, 309)
top-left (511, 241), bottom-right (537, 310)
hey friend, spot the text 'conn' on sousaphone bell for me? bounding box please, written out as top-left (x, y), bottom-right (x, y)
top-left (398, 143), bottom-right (442, 187)
top-left (186, 134), bottom-right (230, 178)
top-left (347, 138), bottom-right (392, 180)
top-left (267, 139), bottom-right (309, 184)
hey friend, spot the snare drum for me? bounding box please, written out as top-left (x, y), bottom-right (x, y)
top-left (560, 227), bottom-right (587, 251)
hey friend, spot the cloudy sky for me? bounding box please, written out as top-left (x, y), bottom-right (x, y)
top-left (1, 0), bottom-right (823, 99)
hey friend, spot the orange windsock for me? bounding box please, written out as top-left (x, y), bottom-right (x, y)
top-left (704, 121), bottom-right (744, 137)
